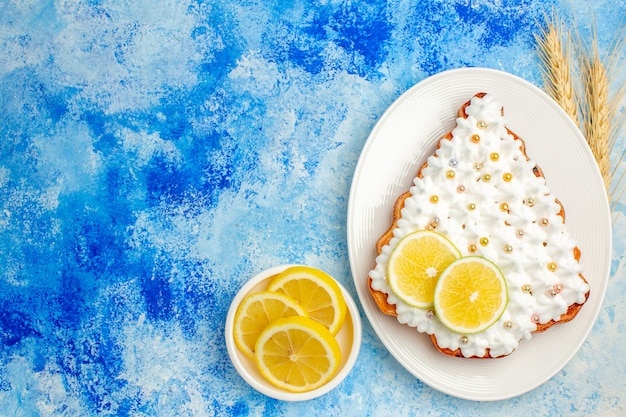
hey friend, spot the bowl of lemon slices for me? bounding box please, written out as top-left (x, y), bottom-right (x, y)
top-left (225, 265), bottom-right (362, 401)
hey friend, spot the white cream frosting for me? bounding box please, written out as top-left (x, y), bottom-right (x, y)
top-left (369, 94), bottom-right (589, 358)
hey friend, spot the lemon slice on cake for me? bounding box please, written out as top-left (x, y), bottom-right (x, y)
top-left (267, 266), bottom-right (347, 335)
top-left (434, 256), bottom-right (508, 334)
top-left (254, 316), bottom-right (341, 393)
top-left (387, 230), bottom-right (461, 308)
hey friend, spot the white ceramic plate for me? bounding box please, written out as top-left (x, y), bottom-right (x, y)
top-left (347, 68), bottom-right (611, 401)
top-left (225, 265), bottom-right (362, 401)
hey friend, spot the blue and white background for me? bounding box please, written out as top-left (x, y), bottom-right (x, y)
top-left (1, 1), bottom-right (624, 416)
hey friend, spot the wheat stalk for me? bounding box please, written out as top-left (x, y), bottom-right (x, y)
top-left (536, 13), bottom-right (626, 219)
top-left (608, 94), bottom-right (626, 223)
top-left (609, 113), bottom-right (626, 211)
top-left (604, 34), bottom-right (626, 219)
top-left (580, 40), bottom-right (612, 190)
top-left (535, 14), bottom-right (579, 125)
top-left (578, 18), bottom-right (626, 215)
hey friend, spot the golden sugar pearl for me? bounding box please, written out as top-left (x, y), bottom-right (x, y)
top-left (477, 120), bottom-right (488, 129)
top-left (468, 243), bottom-right (478, 253)
top-left (490, 152), bottom-right (500, 161)
top-left (503, 321), bottom-right (513, 329)
top-left (481, 173), bottom-right (491, 182)
top-left (540, 217), bottom-right (549, 226)
top-left (460, 336), bottom-right (469, 344)
top-left (457, 184), bottom-right (466, 193)
top-left (446, 170), bottom-right (456, 179)
top-left (479, 237), bottom-right (489, 246)
top-left (516, 229), bottom-right (524, 238)
top-left (467, 202), bottom-right (476, 211)
top-left (524, 197), bottom-right (535, 207)
top-left (425, 224), bottom-right (434, 230)
top-left (547, 262), bottom-right (558, 272)
top-left (504, 244), bottom-right (513, 254)
top-left (502, 172), bottom-right (513, 182)
top-left (430, 195), bottom-right (439, 203)
top-left (473, 162), bottom-right (482, 171)
top-left (500, 202), bottom-right (509, 212)
top-left (521, 284), bottom-right (532, 293)
top-left (471, 134), bottom-right (480, 143)
top-left (426, 310), bottom-right (435, 319)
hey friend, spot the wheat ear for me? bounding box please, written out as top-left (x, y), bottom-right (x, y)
top-left (577, 16), bottom-right (626, 199)
top-left (535, 15), bottom-right (579, 125)
top-left (537, 13), bottom-right (626, 220)
top-left (580, 40), bottom-right (612, 190)
top-left (603, 26), bottom-right (626, 218)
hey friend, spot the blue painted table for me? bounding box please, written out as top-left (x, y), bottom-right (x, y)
top-left (1, 1), bottom-right (624, 416)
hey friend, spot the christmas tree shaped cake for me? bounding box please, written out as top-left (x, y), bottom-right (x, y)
top-left (368, 93), bottom-right (590, 358)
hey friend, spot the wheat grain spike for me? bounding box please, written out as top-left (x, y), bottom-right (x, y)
top-left (535, 13), bottom-right (579, 125)
top-left (581, 44), bottom-right (612, 190)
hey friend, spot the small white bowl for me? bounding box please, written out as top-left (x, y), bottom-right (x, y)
top-left (225, 264), bottom-right (362, 401)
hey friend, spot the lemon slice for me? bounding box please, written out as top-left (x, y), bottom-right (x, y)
top-left (267, 266), bottom-right (347, 335)
top-left (255, 316), bottom-right (341, 393)
top-left (233, 291), bottom-right (308, 358)
top-left (387, 230), bottom-right (461, 308)
top-left (434, 256), bottom-right (508, 334)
